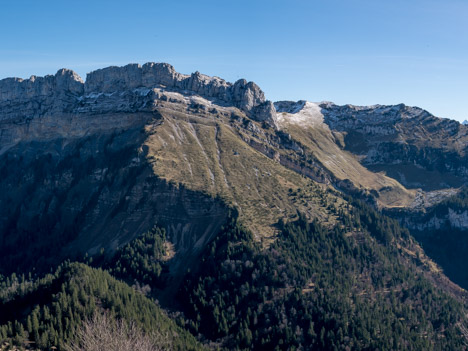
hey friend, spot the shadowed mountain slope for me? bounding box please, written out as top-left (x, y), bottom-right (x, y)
top-left (1, 63), bottom-right (468, 350)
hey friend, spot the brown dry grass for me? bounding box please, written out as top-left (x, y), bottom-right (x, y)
top-left (143, 108), bottom-right (343, 239)
top-left (280, 121), bottom-right (416, 208)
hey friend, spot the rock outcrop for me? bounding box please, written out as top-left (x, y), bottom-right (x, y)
top-left (84, 63), bottom-right (275, 125)
top-left (397, 207), bottom-right (468, 231)
top-left (0, 68), bottom-right (84, 102)
top-left (0, 69), bottom-right (84, 122)
top-left (253, 101), bottom-right (278, 128)
top-left (0, 62), bottom-right (277, 127)
top-left (318, 102), bottom-right (468, 190)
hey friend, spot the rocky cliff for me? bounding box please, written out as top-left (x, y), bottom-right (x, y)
top-left (0, 69), bottom-right (84, 124)
top-left (1, 62), bottom-right (467, 281)
top-left (0, 63), bottom-right (327, 279)
top-left (0, 62), bottom-right (280, 277)
top-left (318, 102), bottom-right (468, 190)
top-left (0, 62), bottom-right (277, 128)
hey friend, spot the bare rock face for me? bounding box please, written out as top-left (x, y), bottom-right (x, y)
top-left (84, 63), bottom-right (186, 93)
top-left (0, 62), bottom-right (278, 127)
top-left (398, 207), bottom-right (468, 231)
top-left (232, 79), bottom-right (265, 113)
top-left (253, 101), bottom-right (278, 129)
top-left (0, 69), bottom-right (84, 122)
top-left (83, 62), bottom-right (276, 126)
top-left (0, 68), bottom-right (84, 102)
top-left (319, 102), bottom-right (468, 190)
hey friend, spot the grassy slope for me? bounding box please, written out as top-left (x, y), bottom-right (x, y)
top-left (277, 115), bottom-right (416, 208)
top-left (144, 107), bottom-right (343, 239)
top-left (141, 106), bottom-right (465, 303)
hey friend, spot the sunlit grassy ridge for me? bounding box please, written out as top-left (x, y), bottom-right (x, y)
top-left (277, 112), bottom-right (416, 208)
top-left (144, 106), bottom-right (343, 239)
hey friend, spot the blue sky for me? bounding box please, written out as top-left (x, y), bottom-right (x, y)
top-left (1, 0), bottom-right (467, 121)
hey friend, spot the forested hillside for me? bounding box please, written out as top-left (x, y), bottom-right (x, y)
top-left (3, 200), bottom-right (466, 350)
top-left (177, 210), bottom-right (467, 350)
top-left (0, 263), bottom-right (203, 350)
top-left (1, 63), bottom-right (468, 350)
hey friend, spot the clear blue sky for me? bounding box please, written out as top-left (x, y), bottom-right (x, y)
top-left (1, 0), bottom-right (467, 121)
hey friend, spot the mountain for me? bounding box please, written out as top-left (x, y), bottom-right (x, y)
top-left (463, 120), bottom-right (468, 126)
top-left (317, 102), bottom-right (468, 191)
top-left (1, 63), bottom-right (468, 350)
top-left (1, 63), bottom-right (414, 274)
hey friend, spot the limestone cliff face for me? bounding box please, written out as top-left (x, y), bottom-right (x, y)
top-left (0, 69), bottom-right (84, 122)
top-left (0, 62), bottom-right (277, 128)
top-left (0, 68), bottom-right (84, 102)
top-left (319, 102), bottom-right (468, 190)
top-left (85, 63), bottom-right (267, 116)
top-left (398, 208), bottom-right (468, 231)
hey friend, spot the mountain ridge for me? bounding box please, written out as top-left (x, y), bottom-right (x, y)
top-left (3, 62), bottom-right (467, 128)
top-left (3, 63), bottom-right (466, 201)
top-left (0, 62), bottom-right (277, 128)
top-left (1, 63), bottom-right (466, 241)
top-left (1, 62), bottom-right (468, 350)
top-left (0, 63), bottom-right (467, 279)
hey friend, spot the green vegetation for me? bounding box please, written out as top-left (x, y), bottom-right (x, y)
top-left (414, 227), bottom-right (468, 290)
top-left (107, 226), bottom-right (168, 288)
top-left (179, 209), bottom-right (466, 350)
top-left (1, 192), bottom-right (467, 350)
top-left (0, 263), bottom-right (203, 351)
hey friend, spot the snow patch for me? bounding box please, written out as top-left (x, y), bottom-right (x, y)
top-left (157, 89), bottom-right (212, 108)
top-left (276, 101), bottom-right (325, 127)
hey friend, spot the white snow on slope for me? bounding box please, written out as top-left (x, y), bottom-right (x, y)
top-left (276, 101), bottom-right (324, 127)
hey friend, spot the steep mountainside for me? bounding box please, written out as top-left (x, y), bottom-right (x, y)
top-left (275, 101), bottom-right (416, 208)
top-left (1, 63), bottom-right (389, 275)
top-left (1, 62), bottom-right (468, 350)
top-left (389, 187), bottom-right (468, 290)
top-left (0, 63), bottom-right (343, 277)
top-left (318, 102), bottom-right (468, 191)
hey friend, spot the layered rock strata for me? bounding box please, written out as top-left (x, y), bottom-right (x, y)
top-left (0, 62), bottom-right (278, 128)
